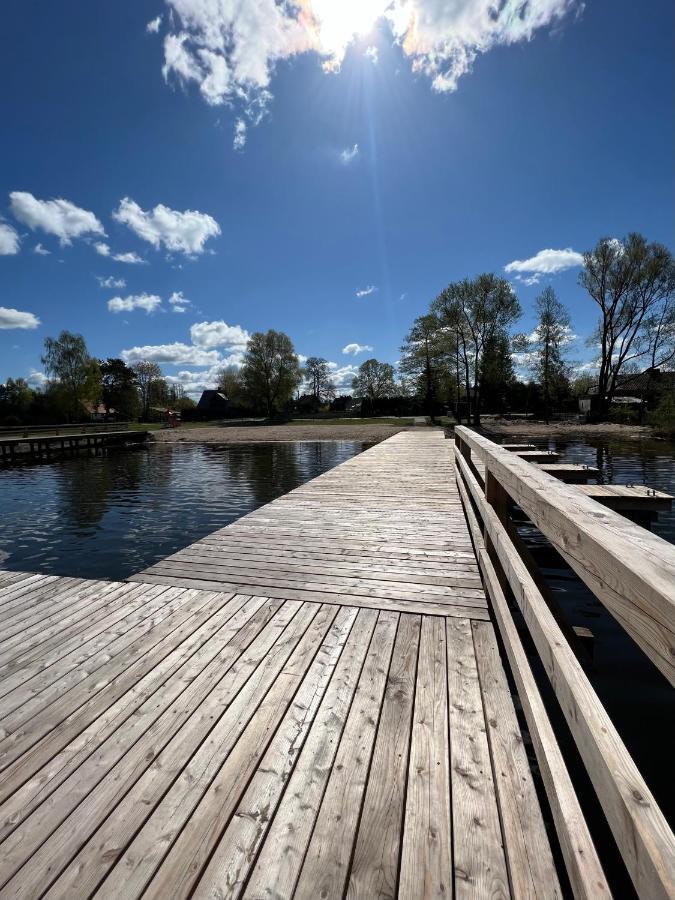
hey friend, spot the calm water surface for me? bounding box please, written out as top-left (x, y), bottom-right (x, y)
top-left (0, 442), bottom-right (366, 580)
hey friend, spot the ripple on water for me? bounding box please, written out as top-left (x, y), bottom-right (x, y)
top-left (0, 441), bottom-right (367, 581)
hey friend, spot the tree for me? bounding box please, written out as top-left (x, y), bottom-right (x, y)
top-left (303, 357), bottom-right (336, 404)
top-left (100, 359), bottom-right (139, 419)
top-left (579, 233), bottom-right (675, 420)
top-left (434, 274), bottom-right (521, 425)
top-left (0, 378), bottom-right (35, 424)
top-left (514, 287), bottom-right (572, 423)
top-left (480, 330), bottom-right (517, 415)
top-left (399, 314), bottom-right (453, 423)
top-left (41, 331), bottom-right (100, 421)
top-left (216, 365), bottom-right (245, 406)
top-left (240, 330), bottom-right (302, 416)
top-left (131, 360), bottom-right (162, 419)
top-left (351, 358), bottom-right (396, 401)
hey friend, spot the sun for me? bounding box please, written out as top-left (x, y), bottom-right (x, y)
top-left (308, 0), bottom-right (387, 63)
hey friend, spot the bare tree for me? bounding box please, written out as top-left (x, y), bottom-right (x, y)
top-left (580, 234), bottom-right (675, 420)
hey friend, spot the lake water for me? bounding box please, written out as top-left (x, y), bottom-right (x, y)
top-left (0, 442), bottom-right (367, 580)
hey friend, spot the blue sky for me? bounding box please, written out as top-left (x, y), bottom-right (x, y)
top-left (1, 0), bottom-right (673, 396)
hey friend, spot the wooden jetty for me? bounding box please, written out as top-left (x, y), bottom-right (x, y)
top-left (0, 429), bottom-right (148, 466)
top-left (0, 430), bottom-right (673, 898)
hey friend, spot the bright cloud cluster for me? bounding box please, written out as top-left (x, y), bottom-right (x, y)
top-left (505, 247), bottom-right (584, 285)
top-left (0, 222), bottom-right (20, 255)
top-left (121, 342), bottom-right (223, 366)
top-left (0, 306), bottom-right (41, 330)
top-left (157, 0), bottom-right (581, 126)
top-left (113, 197), bottom-right (221, 256)
top-left (9, 192), bottom-right (105, 246)
top-left (97, 275), bottom-right (126, 288)
top-left (107, 293), bottom-right (163, 314)
top-left (190, 319), bottom-right (250, 349)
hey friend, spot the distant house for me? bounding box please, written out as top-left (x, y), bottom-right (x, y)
top-left (580, 367), bottom-right (675, 416)
top-left (197, 390), bottom-right (229, 416)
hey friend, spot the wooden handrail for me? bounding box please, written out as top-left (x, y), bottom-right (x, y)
top-left (455, 466), bottom-right (610, 899)
top-left (453, 429), bottom-right (675, 899)
top-left (454, 426), bottom-right (675, 685)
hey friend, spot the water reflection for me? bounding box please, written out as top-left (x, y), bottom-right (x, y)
top-left (0, 441), bottom-right (366, 580)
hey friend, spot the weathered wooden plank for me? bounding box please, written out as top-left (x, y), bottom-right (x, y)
top-left (346, 613), bottom-right (420, 899)
top-left (446, 616), bottom-right (510, 898)
top-left (399, 615), bottom-right (452, 899)
top-left (262, 610), bottom-right (398, 900)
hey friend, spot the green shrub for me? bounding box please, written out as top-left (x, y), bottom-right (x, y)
top-left (648, 392), bottom-right (675, 437)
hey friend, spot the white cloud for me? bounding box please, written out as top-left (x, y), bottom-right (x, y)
top-left (168, 290), bottom-right (192, 312)
top-left (365, 45), bottom-right (378, 64)
top-left (9, 191), bottom-right (105, 246)
top-left (190, 319), bottom-right (250, 349)
top-left (0, 306), bottom-right (41, 329)
top-left (97, 275), bottom-right (126, 289)
top-left (0, 222), bottom-right (20, 255)
top-left (33, 243), bottom-right (50, 255)
top-left (94, 242), bottom-right (110, 256)
top-left (108, 293), bottom-right (163, 314)
top-left (147, 14), bottom-right (162, 33)
top-left (505, 247), bottom-right (584, 285)
top-left (26, 370), bottom-right (49, 388)
top-left (340, 143), bottom-right (359, 165)
top-left (327, 361), bottom-right (360, 392)
top-left (233, 118), bottom-right (247, 151)
top-left (355, 284), bottom-right (377, 297)
top-left (342, 342), bottom-right (373, 355)
top-left (113, 197), bottom-right (221, 256)
top-left (113, 250), bottom-right (146, 264)
top-left (159, 0), bottom-right (581, 131)
top-left (121, 342), bottom-right (221, 366)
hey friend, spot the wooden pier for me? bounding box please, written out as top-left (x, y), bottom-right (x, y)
top-left (0, 430), bottom-right (673, 898)
top-left (0, 429), bottom-right (149, 466)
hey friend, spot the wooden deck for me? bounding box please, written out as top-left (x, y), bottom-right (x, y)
top-left (0, 431), bottom-right (562, 899)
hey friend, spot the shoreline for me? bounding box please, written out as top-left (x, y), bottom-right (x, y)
top-left (476, 419), bottom-right (664, 441)
top-left (149, 422), bottom-right (413, 444)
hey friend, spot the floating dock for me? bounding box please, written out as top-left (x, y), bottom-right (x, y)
top-left (0, 429), bottom-right (672, 898)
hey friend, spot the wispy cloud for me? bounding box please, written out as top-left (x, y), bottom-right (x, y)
top-left (365, 45), bottom-right (378, 64)
top-left (355, 284), bottom-right (377, 298)
top-left (146, 15), bottom-right (162, 34)
top-left (233, 118), bottom-right (247, 151)
top-left (168, 291), bottom-right (192, 313)
top-left (97, 275), bottom-right (126, 289)
top-left (340, 143), bottom-right (359, 165)
top-left (33, 243), bottom-right (50, 256)
top-left (342, 342), bottom-right (373, 355)
top-left (112, 251), bottom-right (146, 264)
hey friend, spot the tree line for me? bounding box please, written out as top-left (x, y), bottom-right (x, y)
top-left (1, 232), bottom-right (673, 428)
top-left (396, 232), bottom-right (674, 425)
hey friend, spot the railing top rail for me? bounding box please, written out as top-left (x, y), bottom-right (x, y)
top-left (454, 425), bottom-right (675, 685)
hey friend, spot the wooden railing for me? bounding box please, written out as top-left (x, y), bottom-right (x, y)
top-left (453, 426), bottom-right (675, 900)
